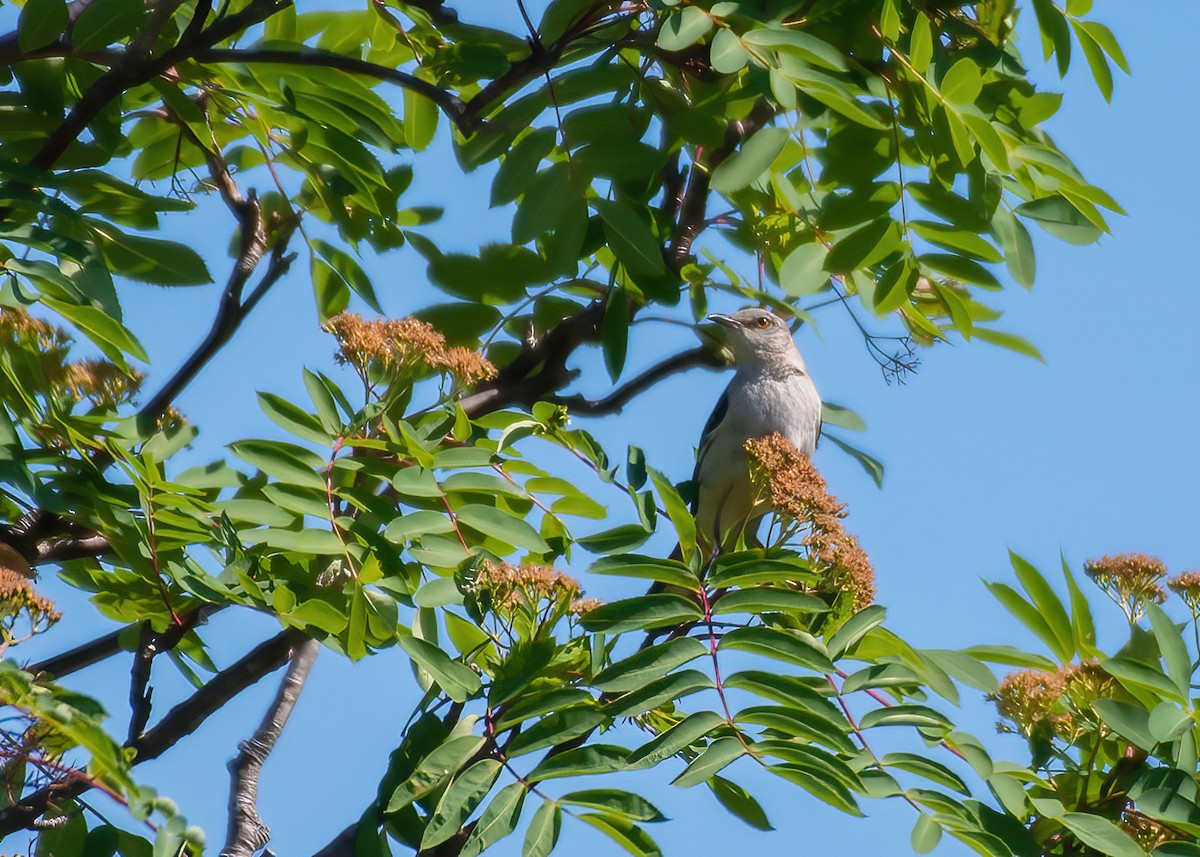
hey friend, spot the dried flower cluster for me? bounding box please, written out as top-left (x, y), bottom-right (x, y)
top-left (1121, 811), bottom-right (1180, 851)
top-left (1168, 571), bottom-right (1200, 613)
top-left (989, 669), bottom-right (1069, 738)
top-left (990, 661), bottom-right (1117, 739)
top-left (475, 560), bottom-right (587, 613)
top-left (568, 597), bottom-right (602, 616)
top-left (323, 312), bottom-right (494, 391)
top-left (0, 568), bottom-right (60, 646)
top-left (1085, 553), bottom-right (1167, 621)
top-left (0, 308), bottom-right (141, 411)
top-left (744, 433), bottom-right (875, 609)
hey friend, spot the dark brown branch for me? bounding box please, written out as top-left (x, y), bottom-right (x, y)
top-left (196, 48), bottom-right (466, 126)
top-left (30, 0), bottom-right (291, 172)
top-left (551, 346), bottom-right (724, 416)
top-left (0, 628), bottom-right (304, 836)
top-left (27, 627), bottom-right (126, 678)
top-left (221, 637), bottom-right (319, 857)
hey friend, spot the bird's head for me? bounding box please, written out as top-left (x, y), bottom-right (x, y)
top-left (707, 308), bottom-right (800, 365)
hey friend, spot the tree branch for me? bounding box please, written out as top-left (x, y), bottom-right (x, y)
top-left (0, 628), bottom-right (304, 836)
top-left (196, 48), bottom-right (466, 126)
top-left (550, 346), bottom-right (725, 416)
top-left (220, 637), bottom-right (319, 857)
top-left (29, 0), bottom-right (291, 172)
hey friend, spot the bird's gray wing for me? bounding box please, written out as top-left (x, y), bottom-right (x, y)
top-left (690, 382), bottom-right (731, 514)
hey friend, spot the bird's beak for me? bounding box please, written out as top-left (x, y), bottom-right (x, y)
top-left (706, 313), bottom-right (741, 328)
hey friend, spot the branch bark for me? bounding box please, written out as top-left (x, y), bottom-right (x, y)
top-left (550, 345), bottom-right (725, 416)
top-left (0, 628), bottom-right (304, 836)
top-left (220, 637), bottom-right (319, 857)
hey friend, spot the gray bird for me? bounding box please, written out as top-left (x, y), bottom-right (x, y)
top-left (691, 308), bottom-right (822, 550)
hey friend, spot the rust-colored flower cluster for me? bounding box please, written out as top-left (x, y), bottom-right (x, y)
top-left (0, 308), bottom-right (142, 411)
top-left (475, 560), bottom-right (584, 612)
top-left (990, 661), bottom-right (1117, 739)
top-left (989, 668), bottom-right (1069, 738)
top-left (323, 312), bottom-right (494, 391)
top-left (1168, 570), bottom-right (1200, 613)
top-left (744, 433), bottom-right (875, 610)
top-left (1085, 553), bottom-right (1167, 621)
top-left (0, 566), bottom-right (60, 646)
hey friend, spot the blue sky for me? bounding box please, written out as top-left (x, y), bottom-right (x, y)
top-left (14, 2), bottom-right (1200, 854)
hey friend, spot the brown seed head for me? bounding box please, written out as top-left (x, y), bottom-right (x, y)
top-left (569, 597), bottom-right (602, 616)
top-left (477, 560), bottom-right (582, 611)
top-left (745, 433), bottom-right (875, 609)
top-left (324, 312), bottom-right (447, 383)
top-left (989, 669), bottom-right (1066, 738)
top-left (1168, 571), bottom-right (1200, 612)
top-left (0, 568), bottom-right (61, 636)
top-left (437, 347), bottom-right (497, 386)
top-left (62, 359), bottom-right (144, 408)
top-left (1085, 553), bottom-right (1167, 621)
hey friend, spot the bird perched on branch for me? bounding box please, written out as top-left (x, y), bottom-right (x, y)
top-left (691, 308), bottom-right (822, 550)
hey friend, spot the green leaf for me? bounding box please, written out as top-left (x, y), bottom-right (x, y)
top-left (404, 88), bottom-right (439, 152)
top-left (1099, 657), bottom-right (1183, 703)
top-left (858, 705), bottom-right (953, 734)
top-left (882, 753), bottom-right (969, 795)
top-left (592, 637), bottom-right (708, 693)
top-left (709, 28), bottom-right (749, 75)
top-left (911, 221), bottom-right (1003, 263)
top-left (1008, 551), bottom-right (1074, 662)
top-left (575, 813), bottom-right (662, 857)
top-left (908, 13), bottom-right (933, 71)
top-left (257, 392), bottom-right (330, 444)
top-left (710, 588), bottom-right (828, 617)
top-left (312, 239), bottom-right (381, 312)
top-left (742, 28), bottom-right (847, 71)
top-left (825, 217), bottom-right (902, 270)
top-left (604, 670), bottom-right (712, 718)
top-left (91, 222), bottom-right (212, 286)
top-left (939, 59), bottom-right (982, 105)
top-left (492, 128), bottom-right (557, 207)
top-left (592, 199), bottom-right (668, 277)
top-left (1060, 554), bottom-right (1097, 657)
top-left (523, 800), bottom-right (561, 857)
top-left (911, 813), bottom-right (942, 854)
top-left (671, 736), bottom-right (744, 788)
top-left (454, 504), bottom-right (550, 553)
top-left (576, 524), bottom-right (652, 554)
top-left (822, 433), bottom-right (884, 487)
top-left (559, 790), bottom-right (665, 822)
top-left (580, 595), bottom-right (702, 635)
top-left (625, 711), bottom-right (726, 770)
top-left (820, 402), bottom-right (866, 432)
top-left (229, 439), bottom-right (325, 489)
top-left (420, 760), bottom-right (504, 849)
top-left (397, 635), bottom-right (482, 703)
top-left (718, 626), bottom-right (834, 672)
top-left (528, 745), bottom-right (628, 782)
top-left (656, 7), bottom-right (711, 51)
top-left (1069, 18), bottom-right (1112, 101)
top-left (71, 0), bottom-right (143, 50)
top-left (648, 468), bottom-right (696, 561)
top-left (386, 735), bottom-right (485, 811)
top-left (778, 242), bottom-right (829, 297)
top-left (1145, 602), bottom-right (1192, 698)
top-left (461, 783), bottom-right (526, 857)
top-left (1059, 813), bottom-right (1147, 857)
top-left (246, 527), bottom-right (345, 555)
top-left (710, 127), bottom-right (789, 194)
top-left (385, 511), bottom-right (456, 543)
top-left (972, 328), bottom-right (1044, 361)
top-left (18, 0), bottom-right (67, 51)
top-left (41, 297), bottom-right (148, 366)
top-left (991, 207), bottom-right (1037, 288)
top-left (827, 604), bottom-right (887, 658)
top-left (1148, 702), bottom-right (1193, 744)
top-left (1079, 21), bottom-right (1129, 74)
top-left (1016, 196), bottom-right (1102, 245)
top-left (1091, 698), bottom-right (1157, 751)
top-left (709, 776), bottom-right (772, 831)
top-left (983, 580), bottom-right (1067, 662)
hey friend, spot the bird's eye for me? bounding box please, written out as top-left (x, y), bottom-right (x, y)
top-left (755, 316), bottom-right (771, 329)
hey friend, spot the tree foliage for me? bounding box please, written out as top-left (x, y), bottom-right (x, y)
top-left (0, 0), bottom-right (1172, 855)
